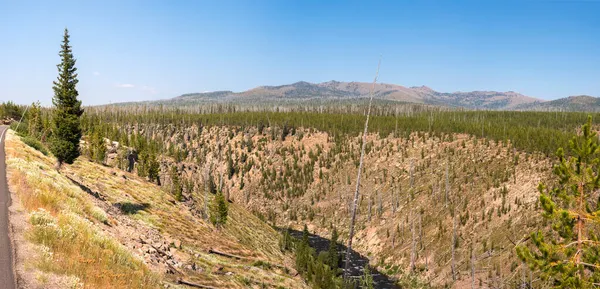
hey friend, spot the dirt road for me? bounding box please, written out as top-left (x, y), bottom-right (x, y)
top-left (0, 125), bottom-right (16, 289)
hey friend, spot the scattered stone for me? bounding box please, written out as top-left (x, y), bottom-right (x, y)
top-left (173, 239), bottom-right (182, 248)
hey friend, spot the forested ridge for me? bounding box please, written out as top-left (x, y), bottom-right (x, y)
top-left (80, 105), bottom-right (597, 156)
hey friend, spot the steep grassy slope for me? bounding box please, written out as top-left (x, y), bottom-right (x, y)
top-left (5, 130), bottom-right (305, 289)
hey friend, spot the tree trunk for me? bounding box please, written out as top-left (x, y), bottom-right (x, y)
top-left (445, 162), bottom-right (449, 207)
top-left (368, 196), bottom-right (372, 222)
top-left (451, 214), bottom-right (456, 281)
top-left (344, 59), bottom-right (380, 281)
top-left (576, 182), bottom-right (584, 275)
top-left (419, 212), bottom-right (423, 249)
top-left (410, 159), bottom-right (414, 189)
top-left (411, 210), bottom-right (416, 272)
top-left (471, 246), bottom-right (475, 289)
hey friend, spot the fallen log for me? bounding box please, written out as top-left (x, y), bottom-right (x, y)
top-left (208, 248), bottom-right (244, 260)
top-left (177, 279), bottom-right (218, 289)
top-left (165, 261), bottom-right (183, 275)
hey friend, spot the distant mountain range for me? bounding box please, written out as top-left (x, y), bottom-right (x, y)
top-left (513, 95), bottom-right (600, 112)
top-left (128, 81), bottom-right (599, 111)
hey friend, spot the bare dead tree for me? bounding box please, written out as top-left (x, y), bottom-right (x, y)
top-left (401, 221), bottom-right (405, 243)
top-left (410, 158), bottom-right (414, 188)
top-left (411, 210), bottom-right (416, 272)
top-left (368, 196), bottom-right (372, 222)
top-left (472, 245), bottom-right (476, 289)
top-left (452, 214), bottom-right (457, 281)
top-left (419, 211), bottom-right (423, 249)
top-left (445, 161), bottom-right (450, 208)
top-left (378, 194), bottom-right (383, 217)
top-left (391, 191), bottom-right (396, 214)
top-left (203, 162), bottom-right (211, 220)
top-left (343, 59), bottom-right (381, 281)
top-left (392, 225), bottom-right (396, 249)
top-left (425, 238), bottom-right (429, 272)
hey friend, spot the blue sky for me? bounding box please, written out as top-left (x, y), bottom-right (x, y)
top-left (1, 0), bottom-right (599, 106)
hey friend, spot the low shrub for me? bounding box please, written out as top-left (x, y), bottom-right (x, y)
top-left (21, 136), bottom-right (48, 155)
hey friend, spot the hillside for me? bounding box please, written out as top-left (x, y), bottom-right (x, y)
top-left (75, 108), bottom-right (573, 288)
top-left (4, 130), bottom-right (306, 288)
top-left (138, 81), bottom-right (543, 110)
top-left (515, 95), bottom-right (600, 112)
top-left (9, 107), bottom-right (600, 288)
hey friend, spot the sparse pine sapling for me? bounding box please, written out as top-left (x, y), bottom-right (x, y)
top-left (361, 265), bottom-right (375, 289)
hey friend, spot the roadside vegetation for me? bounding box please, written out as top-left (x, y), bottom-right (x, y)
top-left (5, 130), bottom-right (160, 288)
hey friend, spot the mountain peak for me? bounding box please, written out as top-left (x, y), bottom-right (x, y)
top-left (291, 81), bottom-right (313, 86)
top-left (158, 81), bottom-right (548, 110)
top-left (410, 85), bottom-right (435, 93)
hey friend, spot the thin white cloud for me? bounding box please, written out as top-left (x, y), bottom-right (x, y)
top-left (116, 83), bottom-right (135, 88)
top-left (93, 71), bottom-right (100, 76)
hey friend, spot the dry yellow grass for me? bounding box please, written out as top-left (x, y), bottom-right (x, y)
top-left (5, 130), bottom-right (306, 288)
top-left (5, 130), bottom-right (159, 289)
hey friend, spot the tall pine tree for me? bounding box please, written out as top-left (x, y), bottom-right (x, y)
top-left (50, 28), bottom-right (83, 169)
top-left (517, 116), bottom-right (600, 288)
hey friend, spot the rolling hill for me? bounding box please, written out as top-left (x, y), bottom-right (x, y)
top-left (515, 95), bottom-right (600, 112)
top-left (143, 81), bottom-right (544, 110)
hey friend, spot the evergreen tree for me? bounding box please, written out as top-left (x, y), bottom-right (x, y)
top-left (227, 154), bottom-right (235, 179)
top-left (207, 173), bottom-right (217, 194)
top-left (27, 101), bottom-right (43, 138)
top-left (49, 28), bottom-right (83, 168)
top-left (170, 166), bottom-right (183, 201)
top-left (296, 224), bottom-right (311, 276)
top-left (517, 116), bottom-right (600, 288)
top-left (279, 227), bottom-right (294, 252)
top-left (328, 227), bottom-right (340, 270)
top-left (0, 101), bottom-right (22, 120)
top-left (147, 153), bottom-right (160, 185)
top-left (90, 130), bottom-right (106, 164)
top-left (136, 150), bottom-right (149, 178)
top-left (209, 191), bottom-right (228, 228)
top-left (360, 265), bottom-right (375, 289)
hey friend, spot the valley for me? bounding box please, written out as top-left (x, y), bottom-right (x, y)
top-left (2, 4), bottom-right (600, 286)
top-left (3, 100), bottom-right (600, 288)
top-left (70, 108), bottom-right (585, 287)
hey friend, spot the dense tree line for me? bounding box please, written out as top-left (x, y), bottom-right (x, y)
top-left (83, 106), bottom-right (598, 157)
